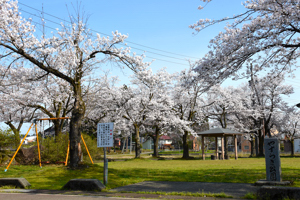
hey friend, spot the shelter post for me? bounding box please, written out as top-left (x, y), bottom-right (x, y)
top-left (202, 135), bottom-right (205, 160)
top-left (224, 136), bottom-right (227, 157)
top-left (234, 135), bottom-right (238, 160)
top-left (215, 137), bottom-right (218, 159)
top-left (197, 128), bottom-right (243, 161)
top-left (221, 136), bottom-right (225, 160)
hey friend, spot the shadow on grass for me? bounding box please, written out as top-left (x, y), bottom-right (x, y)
top-left (1, 159), bottom-right (299, 190)
top-left (107, 167), bottom-right (266, 188)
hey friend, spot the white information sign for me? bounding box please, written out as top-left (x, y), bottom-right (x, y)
top-left (97, 122), bottom-right (114, 147)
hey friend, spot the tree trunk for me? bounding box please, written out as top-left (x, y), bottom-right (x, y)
top-left (182, 131), bottom-right (190, 159)
top-left (265, 126), bottom-right (271, 137)
top-left (152, 135), bottom-right (160, 157)
top-left (258, 130), bottom-right (264, 157)
top-left (224, 136), bottom-right (228, 156)
top-left (255, 135), bottom-right (259, 156)
top-left (14, 130), bottom-right (20, 149)
top-left (152, 126), bottom-right (161, 157)
top-left (126, 137), bottom-right (129, 153)
top-left (69, 83), bottom-right (85, 169)
top-left (291, 139), bottom-right (294, 157)
top-left (121, 137), bottom-right (125, 153)
top-left (250, 139), bottom-right (254, 157)
top-left (134, 125), bottom-right (141, 158)
top-left (53, 120), bottom-right (64, 137)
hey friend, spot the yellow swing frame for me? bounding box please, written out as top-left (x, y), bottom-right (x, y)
top-left (4, 117), bottom-right (93, 172)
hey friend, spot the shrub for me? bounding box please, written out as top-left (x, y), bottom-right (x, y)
top-left (27, 132), bottom-right (102, 164)
top-left (38, 133), bottom-right (69, 163)
top-left (80, 133), bottom-right (103, 163)
top-left (0, 128), bottom-right (14, 150)
top-left (0, 128), bottom-right (14, 164)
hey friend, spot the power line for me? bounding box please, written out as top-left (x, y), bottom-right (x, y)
top-left (285, 79), bottom-right (300, 87)
top-left (19, 8), bottom-right (191, 66)
top-left (285, 78), bottom-right (300, 84)
top-left (19, 9), bottom-right (190, 67)
top-left (18, 2), bottom-right (199, 60)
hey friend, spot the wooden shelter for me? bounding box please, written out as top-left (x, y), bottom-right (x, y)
top-left (197, 128), bottom-right (243, 160)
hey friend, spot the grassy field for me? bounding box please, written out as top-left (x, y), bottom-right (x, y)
top-left (158, 150), bottom-right (216, 154)
top-left (0, 157), bottom-right (299, 190)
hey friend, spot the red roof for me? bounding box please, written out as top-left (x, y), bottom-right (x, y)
top-left (160, 135), bottom-right (172, 140)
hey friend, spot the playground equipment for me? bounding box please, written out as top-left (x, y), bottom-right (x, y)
top-left (4, 117), bottom-right (93, 172)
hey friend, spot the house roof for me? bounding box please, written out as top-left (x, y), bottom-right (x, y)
top-left (160, 135), bottom-right (172, 140)
top-left (197, 127), bottom-right (243, 137)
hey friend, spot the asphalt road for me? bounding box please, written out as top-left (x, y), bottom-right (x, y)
top-left (110, 181), bottom-right (259, 198)
top-left (0, 193), bottom-right (157, 200)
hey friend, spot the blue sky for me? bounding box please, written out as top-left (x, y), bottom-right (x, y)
top-left (7, 0), bottom-right (300, 134)
top-left (17, 0), bottom-right (246, 76)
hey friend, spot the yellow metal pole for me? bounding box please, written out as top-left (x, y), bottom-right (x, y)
top-left (5, 123), bottom-right (34, 172)
top-left (35, 123), bottom-right (42, 168)
top-left (65, 140), bottom-right (70, 166)
top-left (81, 135), bottom-right (94, 164)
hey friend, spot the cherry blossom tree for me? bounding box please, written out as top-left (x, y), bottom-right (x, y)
top-left (250, 73), bottom-right (293, 155)
top-left (0, 63), bottom-right (72, 142)
top-left (203, 68), bottom-right (294, 157)
top-left (114, 69), bottom-right (160, 158)
top-left (277, 107), bottom-right (300, 156)
top-left (19, 76), bottom-right (73, 136)
top-left (109, 68), bottom-right (192, 158)
top-left (0, 66), bottom-right (38, 147)
top-left (0, 0), bottom-right (149, 168)
top-left (191, 0), bottom-right (300, 86)
top-left (229, 71), bottom-right (294, 156)
top-left (0, 100), bottom-right (36, 148)
top-left (116, 85), bottom-right (148, 158)
top-left (171, 67), bottom-right (207, 159)
top-left (204, 85), bottom-right (245, 155)
top-left (82, 74), bottom-right (120, 137)
top-left (204, 85), bottom-right (243, 129)
top-left (138, 69), bottom-right (191, 157)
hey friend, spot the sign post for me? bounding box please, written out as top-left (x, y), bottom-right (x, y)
top-left (97, 122), bottom-right (114, 185)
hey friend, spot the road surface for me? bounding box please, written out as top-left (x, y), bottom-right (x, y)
top-left (0, 193), bottom-right (157, 200)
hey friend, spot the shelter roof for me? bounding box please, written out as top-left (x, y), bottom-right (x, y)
top-left (197, 127), bottom-right (243, 137)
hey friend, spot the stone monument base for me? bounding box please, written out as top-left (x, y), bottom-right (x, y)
top-left (62, 179), bottom-right (105, 191)
top-left (254, 179), bottom-right (292, 186)
top-left (257, 186), bottom-right (300, 200)
top-left (0, 178), bottom-right (31, 188)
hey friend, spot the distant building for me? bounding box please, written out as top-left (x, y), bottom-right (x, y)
top-left (159, 135), bottom-right (173, 149)
top-left (295, 139), bottom-right (300, 153)
top-left (192, 136), bottom-right (200, 151)
top-left (42, 121), bottom-right (69, 138)
top-left (240, 136), bottom-right (251, 153)
top-left (20, 136), bottom-right (37, 144)
top-left (142, 135), bottom-right (173, 150)
top-left (284, 138), bottom-right (300, 153)
top-left (143, 138), bottom-right (153, 150)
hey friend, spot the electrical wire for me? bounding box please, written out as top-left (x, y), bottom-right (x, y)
top-left (18, 8), bottom-right (191, 66)
top-left (18, 2), bottom-right (200, 60)
top-left (14, 2), bottom-right (300, 102)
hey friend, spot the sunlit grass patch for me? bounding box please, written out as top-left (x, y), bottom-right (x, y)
top-left (0, 157), bottom-right (299, 190)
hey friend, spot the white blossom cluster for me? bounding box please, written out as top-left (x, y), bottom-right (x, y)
top-left (190, 0), bottom-right (300, 86)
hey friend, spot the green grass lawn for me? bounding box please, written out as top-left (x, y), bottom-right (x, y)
top-left (0, 157), bottom-right (299, 190)
top-left (158, 150), bottom-right (215, 154)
